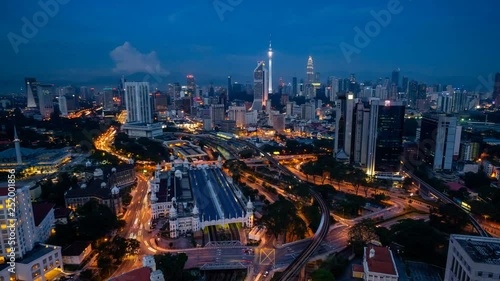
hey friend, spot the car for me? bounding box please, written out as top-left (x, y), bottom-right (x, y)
top-left (263, 271), bottom-right (269, 277)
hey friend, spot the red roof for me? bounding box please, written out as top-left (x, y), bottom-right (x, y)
top-left (109, 267), bottom-right (152, 281)
top-left (32, 203), bottom-right (55, 226)
top-left (365, 246), bottom-right (397, 276)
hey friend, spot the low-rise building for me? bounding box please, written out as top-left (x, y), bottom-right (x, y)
top-left (445, 234), bottom-right (500, 281)
top-left (54, 207), bottom-right (74, 225)
top-left (362, 245), bottom-right (399, 281)
top-left (64, 180), bottom-right (122, 215)
top-left (62, 241), bottom-right (92, 266)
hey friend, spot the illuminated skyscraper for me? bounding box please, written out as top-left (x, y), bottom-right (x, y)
top-left (37, 84), bottom-right (55, 119)
top-left (186, 75), bottom-right (196, 97)
top-left (25, 77), bottom-right (39, 108)
top-left (124, 82), bottom-right (152, 123)
top-left (268, 40), bottom-right (273, 94)
top-left (307, 56), bottom-right (314, 84)
top-left (252, 61), bottom-right (267, 111)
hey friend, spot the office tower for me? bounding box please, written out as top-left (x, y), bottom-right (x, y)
top-left (299, 79), bottom-right (304, 96)
top-left (186, 75), bottom-right (196, 97)
top-left (251, 61), bottom-right (267, 111)
top-left (301, 102), bottom-right (315, 121)
top-left (154, 91), bottom-right (168, 112)
top-left (366, 100), bottom-right (405, 175)
top-left (306, 56), bottom-right (314, 84)
top-left (353, 101), bottom-right (370, 167)
top-left (408, 80), bottom-right (418, 107)
top-left (329, 77), bottom-right (340, 101)
top-left (417, 83), bottom-right (427, 99)
top-left (360, 86), bottom-right (373, 99)
top-left (228, 105), bottom-right (246, 127)
top-left (102, 87), bottom-right (115, 111)
top-left (494, 73), bottom-right (500, 103)
top-left (208, 84), bottom-right (215, 97)
top-left (292, 77), bottom-right (298, 97)
top-left (268, 41), bottom-right (273, 94)
top-left (124, 82), bottom-right (152, 123)
top-left (25, 78), bottom-right (39, 108)
top-left (0, 186), bottom-right (37, 259)
top-left (452, 90), bottom-right (467, 113)
top-left (211, 104), bottom-right (225, 125)
top-left (437, 92), bottom-right (453, 113)
top-left (420, 113), bottom-right (460, 171)
top-left (391, 68), bottom-right (400, 88)
top-left (219, 90), bottom-right (228, 111)
top-left (80, 86), bottom-right (90, 100)
top-left (59, 93), bottom-right (68, 117)
top-left (227, 76), bottom-right (232, 98)
top-left (401, 76), bottom-right (409, 93)
top-left (334, 93), bottom-right (355, 161)
top-left (444, 235), bottom-right (500, 281)
top-left (271, 113), bottom-right (285, 132)
top-left (37, 84), bottom-right (55, 119)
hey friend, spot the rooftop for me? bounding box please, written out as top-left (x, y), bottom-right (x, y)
top-left (364, 245), bottom-right (398, 276)
top-left (54, 207), bottom-right (73, 219)
top-left (108, 266), bottom-right (152, 281)
top-left (32, 202), bottom-right (55, 226)
top-left (65, 179), bottom-right (113, 199)
top-left (454, 234), bottom-right (500, 265)
top-left (19, 244), bottom-right (60, 264)
top-left (62, 241), bottom-right (91, 256)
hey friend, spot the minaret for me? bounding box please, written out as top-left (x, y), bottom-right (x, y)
top-left (14, 126), bottom-right (22, 165)
top-left (268, 37), bottom-right (273, 95)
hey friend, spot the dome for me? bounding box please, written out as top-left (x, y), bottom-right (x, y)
top-left (111, 167), bottom-right (117, 173)
top-left (101, 182), bottom-right (107, 188)
top-left (128, 158), bottom-right (134, 164)
top-left (111, 186), bottom-right (120, 195)
top-left (192, 205), bottom-right (199, 215)
top-left (156, 163), bottom-right (161, 170)
top-left (217, 155), bottom-right (222, 162)
top-left (85, 160), bottom-right (92, 167)
top-left (81, 183), bottom-right (87, 189)
top-left (169, 205), bottom-right (177, 217)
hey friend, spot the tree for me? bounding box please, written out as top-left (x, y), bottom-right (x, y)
top-left (155, 253), bottom-right (190, 281)
top-left (77, 200), bottom-right (119, 240)
top-left (348, 168), bottom-right (366, 195)
top-left (311, 269), bottom-right (335, 281)
top-left (348, 219), bottom-right (378, 255)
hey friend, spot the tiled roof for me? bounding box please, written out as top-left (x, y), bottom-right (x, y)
top-left (365, 246), bottom-right (397, 276)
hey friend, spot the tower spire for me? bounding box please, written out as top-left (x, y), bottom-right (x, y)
top-left (268, 34), bottom-right (273, 96)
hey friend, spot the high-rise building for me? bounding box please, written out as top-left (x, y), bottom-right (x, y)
top-left (420, 113), bottom-right (461, 171)
top-left (334, 93), bottom-right (355, 161)
top-left (391, 68), bottom-right (400, 88)
top-left (0, 186), bottom-right (37, 259)
top-left (292, 77), bottom-right (298, 97)
top-left (228, 106), bottom-right (246, 128)
top-left (444, 235), bottom-right (500, 281)
top-left (268, 41), bottom-right (273, 94)
top-left (103, 88), bottom-right (116, 111)
top-left (25, 78), bottom-right (39, 108)
top-left (186, 75), bottom-right (196, 97)
top-left (58, 93), bottom-right (68, 117)
top-left (460, 142), bottom-right (480, 162)
top-left (366, 100), bottom-right (405, 175)
top-left (79, 86), bottom-right (90, 100)
top-left (401, 76), bottom-right (409, 94)
top-left (408, 80), bottom-right (418, 107)
top-left (251, 61), bottom-right (267, 111)
top-left (353, 101), bottom-right (370, 167)
top-left (37, 84), bottom-right (55, 119)
top-left (211, 104), bottom-right (225, 126)
top-left (227, 76), bottom-right (232, 98)
top-left (124, 82), bottom-right (152, 124)
top-left (306, 56), bottom-right (314, 84)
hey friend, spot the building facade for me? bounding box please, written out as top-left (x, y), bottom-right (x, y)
top-left (445, 235), bottom-right (500, 281)
top-left (125, 82), bottom-right (152, 123)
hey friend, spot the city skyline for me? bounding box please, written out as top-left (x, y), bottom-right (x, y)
top-left (1, 0), bottom-right (500, 92)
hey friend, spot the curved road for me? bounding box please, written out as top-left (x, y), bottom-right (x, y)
top-left (240, 140), bottom-right (330, 281)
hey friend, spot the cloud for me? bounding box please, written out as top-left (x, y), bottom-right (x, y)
top-left (110, 42), bottom-right (169, 75)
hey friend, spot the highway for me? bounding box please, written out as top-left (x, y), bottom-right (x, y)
top-left (403, 168), bottom-right (489, 237)
top-left (239, 140), bottom-right (331, 281)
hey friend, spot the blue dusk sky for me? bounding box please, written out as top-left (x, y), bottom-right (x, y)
top-left (0, 0), bottom-right (499, 91)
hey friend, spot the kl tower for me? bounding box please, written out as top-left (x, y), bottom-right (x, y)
top-left (268, 38), bottom-right (273, 96)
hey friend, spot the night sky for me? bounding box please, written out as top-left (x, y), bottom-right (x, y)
top-left (1, 0), bottom-right (499, 91)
